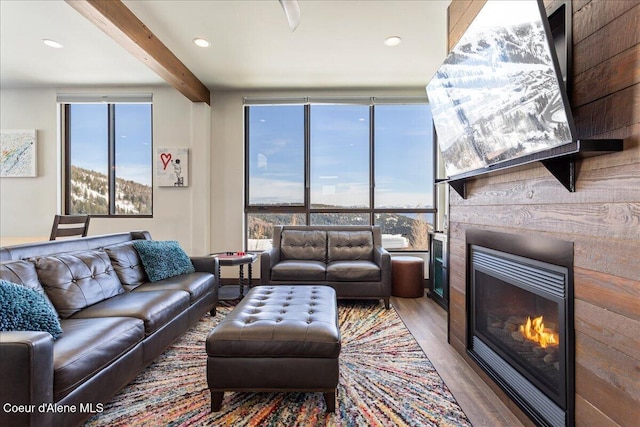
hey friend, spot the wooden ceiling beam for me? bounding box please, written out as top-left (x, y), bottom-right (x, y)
top-left (66, 0), bottom-right (210, 105)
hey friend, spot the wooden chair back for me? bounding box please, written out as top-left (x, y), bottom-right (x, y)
top-left (49, 215), bottom-right (91, 240)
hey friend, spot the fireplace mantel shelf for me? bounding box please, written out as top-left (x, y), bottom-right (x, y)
top-left (437, 139), bottom-right (623, 199)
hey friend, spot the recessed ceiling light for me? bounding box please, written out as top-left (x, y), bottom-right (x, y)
top-left (384, 36), bottom-right (402, 47)
top-left (42, 39), bottom-right (63, 49)
top-left (193, 38), bottom-right (210, 48)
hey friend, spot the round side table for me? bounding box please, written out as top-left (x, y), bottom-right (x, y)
top-left (391, 256), bottom-right (425, 298)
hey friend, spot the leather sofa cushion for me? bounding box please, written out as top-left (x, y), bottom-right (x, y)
top-left (53, 317), bottom-right (144, 401)
top-left (0, 260), bottom-right (57, 313)
top-left (326, 260), bottom-right (381, 281)
top-left (70, 290), bottom-right (190, 335)
top-left (207, 286), bottom-right (340, 358)
top-left (327, 231), bottom-right (374, 262)
top-left (33, 251), bottom-right (124, 319)
top-left (104, 242), bottom-right (148, 291)
top-left (132, 272), bottom-right (214, 303)
top-left (281, 230), bottom-right (326, 262)
top-left (271, 260), bottom-right (326, 281)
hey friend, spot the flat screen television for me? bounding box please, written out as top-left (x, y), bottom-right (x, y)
top-left (426, 0), bottom-right (575, 179)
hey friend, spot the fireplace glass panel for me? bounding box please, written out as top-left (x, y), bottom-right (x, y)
top-left (474, 271), bottom-right (562, 396)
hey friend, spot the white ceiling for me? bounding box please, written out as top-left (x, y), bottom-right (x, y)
top-left (0, 0), bottom-right (451, 92)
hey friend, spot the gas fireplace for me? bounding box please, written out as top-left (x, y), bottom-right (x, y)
top-left (466, 230), bottom-right (574, 427)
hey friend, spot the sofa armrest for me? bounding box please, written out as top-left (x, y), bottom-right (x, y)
top-left (190, 256), bottom-right (220, 287)
top-left (0, 331), bottom-right (54, 427)
top-left (191, 255), bottom-right (219, 275)
top-left (260, 247), bottom-right (280, 283)
top-left (373, 246), bottom-right (392, 292)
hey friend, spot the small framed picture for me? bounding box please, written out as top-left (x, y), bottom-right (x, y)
top-left (1, 129), bottom-right (37, 177)
top-left (157, 147), bottom-right (189, 187)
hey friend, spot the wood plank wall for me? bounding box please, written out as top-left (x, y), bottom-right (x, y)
top-left (445, 1), bottom-right (640, 426)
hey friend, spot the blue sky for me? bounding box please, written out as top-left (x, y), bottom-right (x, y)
top-left (70, 103), bottom-right (152, 186)
top-left (248, 104), bottom-right (433, 208)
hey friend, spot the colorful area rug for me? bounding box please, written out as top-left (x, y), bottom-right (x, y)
top-left (84, 301), bottom-right (471, 426)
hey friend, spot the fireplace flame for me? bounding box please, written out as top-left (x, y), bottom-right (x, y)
top-left (519, 316), bottom-right (558, 348)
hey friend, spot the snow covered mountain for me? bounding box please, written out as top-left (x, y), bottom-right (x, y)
top-left (70, 166), bottom-right (152, 215)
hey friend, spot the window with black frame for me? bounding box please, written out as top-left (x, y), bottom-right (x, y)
top-left (245, 99), bottom-right (435, 251)
top-left (61, 95), bottom-right (153, 217)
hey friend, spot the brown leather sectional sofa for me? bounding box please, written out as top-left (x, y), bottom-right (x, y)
top-left (0, 231), bottom-right (218, 427)
top-left (260, 225), bottom-right (391, 309)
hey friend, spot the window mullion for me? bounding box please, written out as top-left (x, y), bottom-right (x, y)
top-left (64, 104), bottom-right (72, 215)
top-left (108, 104), bottom-right (116, 215)
top-left (370, 105), bottom-right (375, 225)
top-left (244, 105), bottom-right (250, 210)
top-left (304, 104), bottom-right (311, 225)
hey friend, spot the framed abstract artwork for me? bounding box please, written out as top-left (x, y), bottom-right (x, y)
top-left (1, 129), bottom-right (37, 177)
top-left (157, 147), bottom-right (189, 187)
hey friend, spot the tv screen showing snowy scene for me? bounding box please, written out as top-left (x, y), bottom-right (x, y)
top-left (426, 0), bottom-right (574, 178)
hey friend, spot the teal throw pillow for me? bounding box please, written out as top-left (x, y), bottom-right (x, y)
top-left (0, 280), bottom-right (63, 340)
top-left (132, 240), bottom-right (195, 282)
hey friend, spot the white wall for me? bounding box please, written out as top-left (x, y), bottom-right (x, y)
top-left (0, 86), bottom-right (211, 255)
top-left (0, 89), bottom-right (59, 242)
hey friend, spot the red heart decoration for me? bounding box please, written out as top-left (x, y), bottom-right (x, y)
top-left (160, 153), bottom-right (172, 170)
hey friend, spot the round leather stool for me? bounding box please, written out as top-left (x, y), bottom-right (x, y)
top-left (391, 256), bottom-right (425, 298)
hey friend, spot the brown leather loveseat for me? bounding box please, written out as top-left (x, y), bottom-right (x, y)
top-left (260, 225), bottom-right (391, 308)
top-left (0, 231), bottom-right (218, 427)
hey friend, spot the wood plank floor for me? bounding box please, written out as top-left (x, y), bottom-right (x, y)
top-left (392, 293), bottom-right (525, 427)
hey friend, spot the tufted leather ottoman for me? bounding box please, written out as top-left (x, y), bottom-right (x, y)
top-left (206, 285), bottom-right (341, 412)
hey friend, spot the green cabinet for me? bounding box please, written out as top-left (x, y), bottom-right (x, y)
top-left (429, 232), bottom-right (448, 310)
